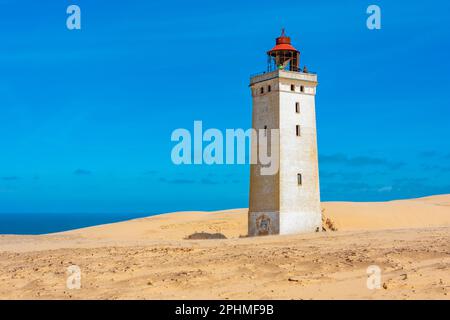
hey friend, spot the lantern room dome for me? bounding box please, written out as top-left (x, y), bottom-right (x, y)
top-left (266, 29), bottom-right (301, 72)
top-left (268, 29), bottom-right (299, 54)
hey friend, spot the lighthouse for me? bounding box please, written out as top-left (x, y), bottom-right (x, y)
top-left (248, 30), bottom-right (321, 236)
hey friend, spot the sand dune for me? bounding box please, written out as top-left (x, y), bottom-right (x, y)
top-left (65, 194), bottom-right (450, 241)
top-left (322, 194), bottom-right (450, 231)
top-left (0, 195), bottom-right (449, 299)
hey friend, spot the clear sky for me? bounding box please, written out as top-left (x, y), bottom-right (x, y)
top-left (0, 0), bottom-right (449, 214)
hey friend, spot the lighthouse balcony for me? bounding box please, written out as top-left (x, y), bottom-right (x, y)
top-left (250, 69), bottom-right (318, 86)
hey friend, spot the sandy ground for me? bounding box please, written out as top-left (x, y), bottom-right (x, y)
top-left (0, 195), bottom-right (449, 299)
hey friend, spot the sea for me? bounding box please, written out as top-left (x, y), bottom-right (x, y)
top-left (0, 212), bottom-right (158, 235)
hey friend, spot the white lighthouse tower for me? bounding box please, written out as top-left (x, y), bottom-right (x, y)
top-left (248, 30), bottom-right (321, 236)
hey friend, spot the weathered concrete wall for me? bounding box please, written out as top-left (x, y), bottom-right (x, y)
top-left (248, 70), bottom-right (321, 236)
top-left (278, 76), bottom-right (321, 234)
top-left (248, 76), bottom-right (280, 236)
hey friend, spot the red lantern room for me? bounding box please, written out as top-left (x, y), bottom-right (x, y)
top-left (267, 29), bottom-right (300, 72)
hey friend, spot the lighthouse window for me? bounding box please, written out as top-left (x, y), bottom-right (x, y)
top-left (290, 84), bottom-right (295, 91)
top-left (260, 87), bottom-right (264, 94)
top-left (297, 173), bottom-right (302, 186)
top-left (268, 85), bottom-right (271, 92)
top-left (296, 125), bottom-right (301, 136)
top-left (264, 125), bottom-right (267, 136)
top-left (300, 86), bottom-right (305, 92)
top-left (295, 102), bottom-right (300, 113)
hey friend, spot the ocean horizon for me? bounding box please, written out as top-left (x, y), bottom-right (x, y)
top-left (0, 212), bottom-right (160, 235)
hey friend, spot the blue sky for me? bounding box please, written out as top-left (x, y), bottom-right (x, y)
top-left (0, 0), bottom-right (449, 214)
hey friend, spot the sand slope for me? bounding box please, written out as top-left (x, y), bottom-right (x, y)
top-left (66, 194), bottom-right (450, 240)
top-left (0, 195), bottom-right (449, 299)
top-left (322, 194), bottom-right (450, 231)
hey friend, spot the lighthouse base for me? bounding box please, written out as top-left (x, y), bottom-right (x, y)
top-left (248, 210), bottom-right (322, 236)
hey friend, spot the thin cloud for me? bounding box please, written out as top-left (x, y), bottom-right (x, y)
top-left (321, 182), bottom-right (373, 195)
top-left (74, 169), bottom-right (92, 176)
top-left (320, 171), bottom-right (363, 181)
top-left (418, 151), bottom-right (438, 158)
top-left (1, 176), bottom-right (19, 181)
top-left (421, 164), bottom-right (450, 172)
top-left (392, 177), bottom-right (429, 185)
top-left (200, 178), bottom-right (219, 185)
top-left (378, 186), bottom-right (393, 192)
top-left (143, 170), bottom-right (158, 175)
top-left (389, 178), bottom-right (450, 198)
top-left (320, 153), bottom-right (404, 169)
top-left (158, 177), bottom-right (224, 185)
top-left (159, 177), bottom-right (195, 184)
